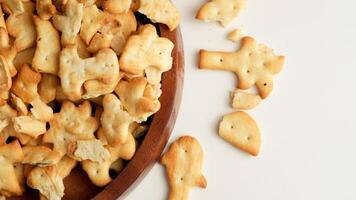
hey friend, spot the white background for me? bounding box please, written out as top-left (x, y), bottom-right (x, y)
top-left (127, 0), bottom-right (356, 199)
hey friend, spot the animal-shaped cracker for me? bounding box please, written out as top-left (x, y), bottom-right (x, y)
top-left (22, 146), bottom-right (61, 166)
top-left (38, 74), bottom-right (59, 104)
top-left (199, 36), bottom-right (285, 99)
top-left (98, 94), bottom-right (134, 145)
top-left (196, 0), bottom-right (246, 27)
top-left (80, 4), bottom-right (108, 44)
top-left (27, 166), bottom-right (64, 200)
top-left (160, 136), bottom-right (207, 200)
top-left (67, 139), bottom-right (110, 162)
top-left (43, 101), bottom-right (99, 156)
top-left (82, 133), bottom-right (136, 186)
top-left (102, 0), bottom-right (131, 14)
top-left (115, 77), bottom-right (161, 122)
top-left (11, 64), bottom-right (53, 121)
top-left (59, 45), bottom-right (120, 100)
top-left (138, 0), bottom-right (180, 31)
top-left (12, 115), bottom-right (47, 138)
top-left (231, 90), bottom-right (261, 110)
top-left (0, 0), bottom-right (24, 15)
top-left (219, 111), bottom-right (261, 156)
top-left (6, 2), bottom-right (36, 52)
top-left (36, 0), bottom-right (56, 20)
top-left (52, 0), bottom-right (83, 46)
top-left (0, 140), bottom-right (24, 197)
top-left (32, 16), bottom-right (61, 75)
top-left (120, 24), bottom-right (173, 84)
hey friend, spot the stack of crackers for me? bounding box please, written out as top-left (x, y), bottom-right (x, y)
top-left (0, 0), bottom-right (180, 199)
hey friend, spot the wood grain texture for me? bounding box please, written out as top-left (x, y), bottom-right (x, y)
top-left (8, 24), bottom-right (184, 200)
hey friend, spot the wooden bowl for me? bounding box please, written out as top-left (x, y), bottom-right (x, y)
top-left (9, 24), bottom-right (184, 200)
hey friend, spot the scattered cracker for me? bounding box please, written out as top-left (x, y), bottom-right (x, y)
top-left (231, 90), bottom-right (261, 110)
top-left (161, 136), bottom-right (207, 200)
top-left (138, 0), bottom-right (180, 31)
top-left (199, 36), bottom-right (285, 99)
top-left (227, 28), bottom-right (243, 42)
top-left (196, 0), bottom-right (246, 27)
top-left (219, 111), bottom-right (261, 156)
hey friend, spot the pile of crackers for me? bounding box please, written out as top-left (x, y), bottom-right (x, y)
top-left (160, 0), bottom-right (285, 199)
top-left (0, 0), bottom-right (180, 199)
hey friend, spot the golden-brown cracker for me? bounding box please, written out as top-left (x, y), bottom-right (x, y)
top-left (80, 4), bottom-right (108, 44)
top-left (110, 10), bottom-right (137, 38)
top-left (228, 28), bottom-right (243, 42)
top-left (219, 111), bottom-right (261, 156)
top-left (0, 5), bottom-right (6, 28)
top-left (32, 15), bottom-right (60, 75)
top-left (0, 119), bottom-right (8, 133)
top-left (196, 0), bottom-right (246, 27)
top-left (5, 2), bottom-right (36, 52)
top-left (82, 133), bottom-right (135, 186)
top-left (13, 163), bottom-right (25, 193)
top-left (36, 0), bottom-right (56, 20)
top-left (231, 90), bottom-right (261, 110)
top-left (10, 93), bottom-right (28, 115)
top-left (56, 156), bottom-right (77, 178)
top-left (52, 0), bottom-right (83, 46)
top-left (67, 139), bottom-right (110, 162)
top-left (0, 27), bottom-right (17, 77)
top-left (22, 146), bottom-right (61, 166)
top-left (12, 115), bottom-right (46, 138)
top-left (98, 94), bottom-right (134, 145)
top-left (120, 24), bottom-right (173, 84)
top-left (38, 74), bottom-right (59, 104)
top-left (161, 136), bottom-right (207, 200)
top-left (75, 35), bottom-right (90, 58)
top-left (43, 101), bottom-right (99, 156)
top-left (199, 36), bottom-right (285, 99)
top-left (130, 122), bottom-right (148, 139)
top-left (102, 0), bottom-right (131, 14)
top-left (0, 0), bottom-right (24, 15)
top-left (27, 166), bottom-right (64, 200)
top-left (11, 64), bottom-right (53, 121)
top-left (59, 45), bottom-right (120, 100)
top-left (138, 0), bottom-right (180, 31)
top-left (13, 47), bottom-right (35, 71)
top-left (115, 77), bottom-right (160, 122)
top-left (109, 158), bottom-right (124, 173)
top-left (0, 140), bottom-right (24, 197)
top-left (0, 55), bottom-right (11, 95)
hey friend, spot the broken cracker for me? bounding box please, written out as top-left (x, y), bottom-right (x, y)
top-left (138, 0), bottom-right (180, 31)
top-left (80, 4), bottom-right (108, 44)
top-left (12, 115), bottom-right (46, 138)
top-left (102, 0), bottom-right (131, 14)
top-left (231, 90), bottom-right (261, 110)
top-left (22, 146), bottom-right (61, 166)
top-left (219, 111), bottom-right (261, 156)
top-left (160, 136), bottom-right (207, 200)
top-left (38, 74), bottom-right (59, 104)
top-left (199, 36), bottom-right (285, 99)
top-left (0, 0), bottom-right (24, 15)
top-left (10, 93), bottom-right (28, 115)
top-left (120, 24), bottom-right (173, 84)
top-left (196, 0), bottom-right (246, 27)
top-left (36, 0), bottom-right (56, 20)
top-left (13, 46), bottom-right (35, 70)
top-left (227, 28), bottom-right (243, 42)
top-left (67, 139), bottom-right (110, 162)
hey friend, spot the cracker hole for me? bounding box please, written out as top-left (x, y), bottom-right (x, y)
top-left (180, 177), bottom-right (184, 181)
top-left (263, 83), bottom-right (267, 86)
top-left (249, 53), bottom-right (252, 56)
top-left (230, 124), bottom-right (235, 129)
top-left (219, 58), bottom-right (223, 62)
top-left (246, 136), bottom-right (251, 140)
top-left (247, 70), bottom-right (250, 73)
